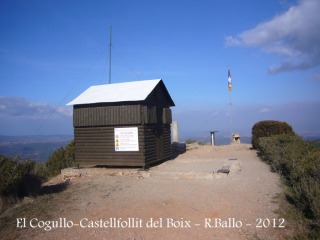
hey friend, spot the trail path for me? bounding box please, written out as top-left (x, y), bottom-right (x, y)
top-left (1, 144), bottom-right (294, 239)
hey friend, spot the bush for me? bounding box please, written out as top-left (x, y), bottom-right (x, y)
top-left (258, 134), bottom-right (320, 236)
top-left (45, 140), bottom-right (76, 178)
top-left (0, 155), bottom-right (42, 212)
top-left (185, 139), bottom-right (206, 145)
top-left (258, 135), bottom-right (306, 176)
top-left (251, 120), bottom-right (294, 149)
top-left (186, 139), bottom-right (197, 144)
top-left (293, 176), bottom-right (320, 220)
top-left (0, 140), bottom-right (75, 213)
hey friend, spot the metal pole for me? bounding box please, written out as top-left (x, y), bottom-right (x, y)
top-left (109, 24), bottom-right (112, 84)
top-left (229, 91), bottom-right (233, 137)
top-left (228, 67), bottom-right (233, 141)
top-left (211, 133), bottom-right (215, 146)
top-left (210, 131), bottom-right (218, 146)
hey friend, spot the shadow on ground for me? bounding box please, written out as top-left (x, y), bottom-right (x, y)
top-left (39, 181), bottom-right (69, 195)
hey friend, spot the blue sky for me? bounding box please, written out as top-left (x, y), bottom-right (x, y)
top-left (0, 0), bottom-right (319, 139)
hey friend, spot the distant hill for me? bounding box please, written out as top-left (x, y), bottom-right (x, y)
top-left (0, 135), bottom-right (73, 162)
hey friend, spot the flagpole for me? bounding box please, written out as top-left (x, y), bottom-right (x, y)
top-left (109, 24), bottom-right (112, 84)
top-left (228, 68), bottom-right (233, 141)
top-left (229, 90), bottom-right (233, 138)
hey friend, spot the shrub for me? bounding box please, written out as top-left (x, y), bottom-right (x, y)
top-left (186, 139), bottom-right (197, 144)
top-left (251, 120), bottom-right (294, 149)
top-left (45, 140), bottom-right (75, 178)
top-left (0, 140), bottom-right (75, 212)
top-left (0, 155), bottom-right (41, 198)
top-left (0, 155), bottom-right (42, 212)
top-left (185, 139), bottom-right (206, 145)
top-left (259, 135), bottom-right (304, 176)
top-left (292, 176), bottom-right (320, 220)
top-left (258, 134), bottom-right (320, 236)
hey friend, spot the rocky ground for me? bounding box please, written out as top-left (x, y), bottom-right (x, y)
top-left (0, 143), bottom-right (296, 239)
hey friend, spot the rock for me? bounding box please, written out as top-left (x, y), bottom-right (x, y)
top-left (61, 168), bottom-right (82, 179)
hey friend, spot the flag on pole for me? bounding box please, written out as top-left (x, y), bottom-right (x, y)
top-left (228, 68), bottom-right (232, 91)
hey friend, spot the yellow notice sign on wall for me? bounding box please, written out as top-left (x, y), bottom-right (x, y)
top-left (114, 127), bottom-right (139, 151)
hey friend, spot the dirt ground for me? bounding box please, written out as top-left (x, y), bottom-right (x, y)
top-left (0, 143), bottom-right (296, 239)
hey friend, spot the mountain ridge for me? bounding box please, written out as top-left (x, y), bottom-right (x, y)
top-left (0, 135), bottom-right (73, 162)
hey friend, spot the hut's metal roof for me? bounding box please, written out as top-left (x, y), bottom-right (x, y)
top-left (67, 79), bottom-right (173, 106)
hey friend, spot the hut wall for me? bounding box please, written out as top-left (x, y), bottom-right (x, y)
top-left (162, 125), bottom-right (172, 159)
top-left (144, 81), bottom-right (173, 107)
top-left (74, 126), bottom-right (145, 167)
top-left (143, 124), bottom-right (171, 165)
top-left (74, 124), bottom-right (172, 167)
top-left (74, 105), bottom-right (142, 127)
top-left (73, 104), bottom-right (170, 127)
top-left (162, 108), bottom-right (172, 124)
top-left (73, 102), bottom-right (172, 167)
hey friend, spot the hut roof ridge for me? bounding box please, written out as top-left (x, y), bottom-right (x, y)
top-left (66, 79), bottom-right (166, 106)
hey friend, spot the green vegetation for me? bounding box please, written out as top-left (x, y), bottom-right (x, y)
top-left (44, 140), bottom-right (75, 178)
top-left (0, 156), bottom-right (42, 200)
top-left (307, 139), bottom-right (320, 149)
top-left (185, 139), bottom-right (206, 145)
top-left (253, 122), bottom-right (320, 238)
top-left (0, 140), bottom-right (75, 213)
top-left (251, 120), bottom-right (294, 149)
top-left (185, 139), bottom-right (197, 144)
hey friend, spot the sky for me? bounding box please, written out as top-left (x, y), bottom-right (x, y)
top-left (0, 0), bottom-right (319, 139)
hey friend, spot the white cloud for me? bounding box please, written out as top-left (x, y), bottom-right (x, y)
top-left (225, 0), bottom-right (320, 73)
top-left (259, 108), bottom-right (272, 113)
top-left (0, 96), bottom-right (72, 119)
top-left (0, 96), bottom-right (73, 135)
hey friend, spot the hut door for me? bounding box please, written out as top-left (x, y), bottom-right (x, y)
top-left (156, 126), bottom-right (164, 160)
